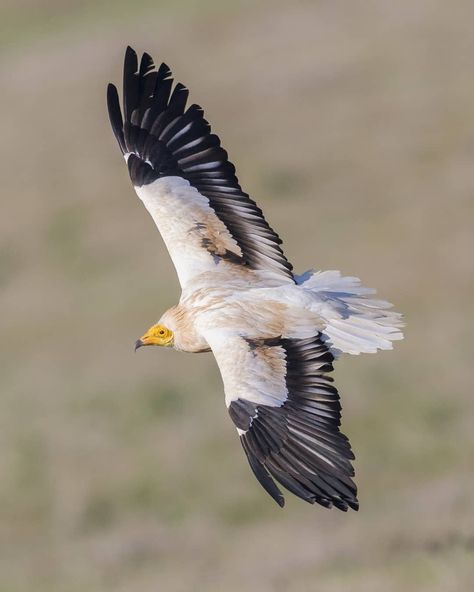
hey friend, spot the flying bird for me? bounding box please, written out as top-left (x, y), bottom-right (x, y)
top-left (107, 46), bottom-right (403, 510)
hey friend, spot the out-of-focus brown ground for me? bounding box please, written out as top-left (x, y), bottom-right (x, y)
top-left (1, 1), bottom-right (473, 590)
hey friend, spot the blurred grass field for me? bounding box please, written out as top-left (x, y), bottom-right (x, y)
top-left (1, 1), bottom-right (474, 590)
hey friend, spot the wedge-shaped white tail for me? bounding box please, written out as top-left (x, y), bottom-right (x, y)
top-left (296, 270), bottom-right (404, 356)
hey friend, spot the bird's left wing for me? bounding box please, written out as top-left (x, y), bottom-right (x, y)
top-left (107, 47), bottom-right (294, 289)
top-left (204, 328), bottom-right (358, 510)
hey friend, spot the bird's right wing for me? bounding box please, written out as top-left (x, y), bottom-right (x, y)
top-left (204, 328), bottom-right (358, 511)
top-left (107, 47), bottom-right (294, 290)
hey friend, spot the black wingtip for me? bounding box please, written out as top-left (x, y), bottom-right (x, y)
top-left (106, 82), bottom-right (118, 110)
top-left (123, 46), bottom-right (139, 121)
top-left (107, 82), bottom-right (125, 153)
top-left (124, 46), bottom-right (138, 76)
top-left (125, 45), bottom-right (137, 61)
top-left (241, 437), bottom-right (285, 507)
top-left (140, 51), bottom-right (154, 75)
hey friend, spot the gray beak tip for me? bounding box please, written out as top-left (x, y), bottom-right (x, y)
top-left (134, 339), bottom-right (144, 352)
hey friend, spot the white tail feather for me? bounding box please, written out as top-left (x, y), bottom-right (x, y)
top-left (296, 270), bottom-right (404, 356)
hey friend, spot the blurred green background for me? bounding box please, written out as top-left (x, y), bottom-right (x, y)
top-left (1, 1), bottom-right (474, 590)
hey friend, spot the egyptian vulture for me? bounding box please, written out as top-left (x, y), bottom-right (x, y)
top-left (107, 47), bottom-right (403, 511)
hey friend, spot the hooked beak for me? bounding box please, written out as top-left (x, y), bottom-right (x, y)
top-left (134, 338), bottom-right (144, 352)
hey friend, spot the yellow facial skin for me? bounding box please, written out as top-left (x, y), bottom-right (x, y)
top-left (135, 324), bottom-right (174, 350)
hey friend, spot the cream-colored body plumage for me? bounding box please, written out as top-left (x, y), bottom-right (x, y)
top-left (164, 281), bottom-right (323, 352)
top-left (107, 47), bottom-right (403, 510)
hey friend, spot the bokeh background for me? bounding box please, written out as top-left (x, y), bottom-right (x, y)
top-left (1, 1), bottom-right (474, 590)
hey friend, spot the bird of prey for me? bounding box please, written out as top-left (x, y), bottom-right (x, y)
top-left (107, 47), bottom-right (403, 511)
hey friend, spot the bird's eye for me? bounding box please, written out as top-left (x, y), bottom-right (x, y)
top-left (159, 329), bottom-right (165, 336)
